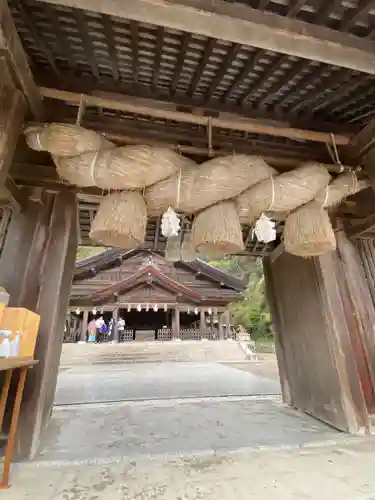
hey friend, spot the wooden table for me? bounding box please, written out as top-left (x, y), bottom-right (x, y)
top-left (0, 357), bottom-right (38, 489)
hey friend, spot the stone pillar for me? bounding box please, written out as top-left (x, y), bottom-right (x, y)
top-left (218, 312), bottom-right (225, 340)
top-left (79, 309), bottom-right (89, 343)
top-left (172, 307), bottom-right (180, 340)
top-left (200, 309), bottom-right (206, 339)
top-left (112, 308), bottom-right (119, 343)
top-left (0, 191), bottom-right (78, 458)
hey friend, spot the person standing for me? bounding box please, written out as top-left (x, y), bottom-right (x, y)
top-left (95, 316), bottom-right (105, 343)
top-left (87, 318), bottom-right (97, 343)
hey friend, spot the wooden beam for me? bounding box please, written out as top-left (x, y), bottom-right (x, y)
top-left (344, 213), bottom-right (375, 239)
top-left (0, 88), bottom-right (26, 185)
top-left (0, 177), bottom-right (28, 211)
top-left (36, 69), bottom-right (358, 134)
top-left (39, 86), bottom-right (351, 145)
top-left (35, 0), bottom-right (375, 75)
top-left (0, 0), bottom-right (43, 118)
top-left (12, 0), bottom-right (60, 75)
top-left (270, 242), bottom-right (285, 264)
top-left (0, 86), bottom-right (28, 210)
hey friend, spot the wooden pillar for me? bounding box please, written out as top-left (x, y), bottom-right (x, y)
top-left (172, 308), bottom-right (180, 340)
top-left (335, 229), bottom-right (375, 410)
top-left (80, 310), bottom-right (89, 343)
top-left (112, 308), bottom-right (119, 343)
top-left (218, 312), bottom-right (225, 340)
top-left (200, 309), bottom-right (206, 339)
top-left (0, 191), bottom-right (78, 458)
top-left (224, 309), bottom-right (231, 339)
top-left (264, 249), bottom-right (369, 433)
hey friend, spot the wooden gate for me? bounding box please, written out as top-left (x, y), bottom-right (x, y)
top-left (264, 249), bottom-right (369, 433)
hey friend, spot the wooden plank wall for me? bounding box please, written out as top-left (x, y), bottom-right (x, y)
top-left (264, 248), bottom-right (369, 432)
top-left (0, 192), bottom-right (78, 458)
top-left (355, 238), bottom-right (375, 308)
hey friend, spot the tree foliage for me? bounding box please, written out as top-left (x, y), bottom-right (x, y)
top-left (76, 246), bottom-right (106, 261)
top-left (208, 256), bottom-right (273, 340)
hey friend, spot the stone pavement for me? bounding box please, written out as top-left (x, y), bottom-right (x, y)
top-left (9, 357), bottom-right (375, 499)
top-left (37, 396), bottom-right (348, 462)
top-left (10, 438), bottom-right (375, 499)
top-left (55, 361), bottom-right (281, 405)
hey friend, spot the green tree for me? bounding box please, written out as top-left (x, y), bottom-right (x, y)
top-left (76, 246), bottom-right (106, 261)
top-left (208, 256), bottom-right (273, 340)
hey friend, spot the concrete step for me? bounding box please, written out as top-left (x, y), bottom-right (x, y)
top-left (60, 340), bottom-right (247, 366)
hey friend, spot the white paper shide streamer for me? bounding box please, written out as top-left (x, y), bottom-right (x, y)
top-left (253, 214), bottom-right (276, 243)
top-left (161, 206), bottom-right (181, 238)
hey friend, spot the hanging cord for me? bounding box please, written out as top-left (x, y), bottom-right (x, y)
top-left (207, 117), bottom-right (213, 157)
top-left (175, 144), bottom-right (182, 210)
top-left (327, 134), bottom-right (345, 173)
top-left (89, 150), bottom-right (100, 185)
top-left (267, 176), bottom-right (276, 212)
top-left (76, 94), bottom-right (86, 126)
top-left (176, 166), bottom-right (182, 209)
top-left (351, 170), bottom-right (358, 195)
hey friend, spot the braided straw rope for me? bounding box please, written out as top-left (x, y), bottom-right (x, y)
top-left (192, 201), bottom-right (244, 258)
top-left (146, 155), bottom-right (276, 216)
top-left (90, 191), bottom-right (147, 248)
top-left (25, 123), bottom-right (190, 190)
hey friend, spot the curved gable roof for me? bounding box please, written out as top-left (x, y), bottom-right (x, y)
top-left (72, 264), bottom-right (202, 305)
top-left (74, 249), bottom-right (246, 291)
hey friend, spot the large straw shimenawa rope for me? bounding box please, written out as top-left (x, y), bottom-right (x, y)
top-left (283, 172), bottom-right (368, 258)
top-left (25, 123), bottom-right (190, 190)
top-left (236, 162), bottom-right (331, 223)
top-left (192, 201), bottom-right (244, 258)
top-left (284, 202), bottom-right (336, 257)
top-left (24, 122), bottom-right (370, 258)
top-left (146, 155), bottom-right (276, 216)
top-left (312, 171), bottom-right (368, 209)
top-left (90, 191), bottom-right (147, 248)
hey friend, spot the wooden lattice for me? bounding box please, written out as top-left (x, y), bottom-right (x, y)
top-left (119, 329), bottom-right (134, 342)
top-left (157, 328), bottom-right (172, 341)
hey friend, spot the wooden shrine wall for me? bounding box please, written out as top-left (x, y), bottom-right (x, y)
top-left (264, 241), bottom-right (371, 433)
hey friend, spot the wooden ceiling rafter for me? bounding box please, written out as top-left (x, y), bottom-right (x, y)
top-left (242, 53), bottom-right (292, 106)
top-left (12, 0), bottom-right (60, 75)
top-left (74, 9), bottom-right (99, 79)
top-left (308, 75), bottom-right (374, 118)
top-left (287, 67), bottom-right (349, 115)
top-left (77, 119), bottom-right (325, 159)
top-left (202, 42), bottom-right (241, 103)
top-left (102, 13), bottom-right (120, 82)
top-left (33, 0), bottom-right (375, 75)
top-left (152, 26), bottom-right (164, 90)
top-left (339, 0), bottom-right (375, 33)
top-left (221, 48), bottom-right (264, 102)
top-left (171, 32), bottom-right (190, 95)
top-left (314, 0), bottom-right (341, 25)
top-left (188, 37), bottom-right (216, 98)
top-left (39, 86), bottom-right (352, 146)
top-left (130, 20), bottom-right (139, 84)
top-left (8, 1), bottom-right (372, 127)
top-left (286, 0), bottom-right (307, 18)
top-left (332, 85), bottom-right (375, 123)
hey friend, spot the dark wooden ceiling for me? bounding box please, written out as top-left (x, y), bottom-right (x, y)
top-left (8, 0), bottom-right (375, 130)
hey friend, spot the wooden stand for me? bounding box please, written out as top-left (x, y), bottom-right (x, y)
top-left (0, 357), bottom-right (38, 489)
